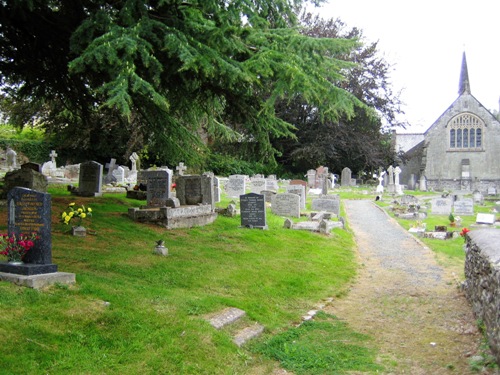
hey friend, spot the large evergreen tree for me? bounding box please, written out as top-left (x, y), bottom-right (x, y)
top-left (0, 0), bottom-right (364, 167)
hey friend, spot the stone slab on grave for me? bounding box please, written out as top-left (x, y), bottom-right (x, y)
top-left (226, 175), bottom-right (246, 198)
top-left (250, 178), bottom-right (266, 194)
top-left (0, 271), bottom-right (75, 289)
top-left (430, 198), bottom-right (453, 215)
top-left (271, 193), bottom-right (300, 218)
top-left (311, 196), bottom-right (340, 215)
top-left (476, 213), bottom-right (496, 225)
top-left (144, 170), bottom-right (171, 208)
top-left (0, 188), bottom-right (57, 276)
top-left (240, 193), bottom-right (267, 229)
top-left (78, 161), bottom-right (103, 197)
top-left (286, 184), bottom-right (306, 209)
top-left (453, 198), bottom-right (474, 216)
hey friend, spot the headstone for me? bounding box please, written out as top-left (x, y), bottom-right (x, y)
top-left (407, 174), bottom-right (416, 190)
top-left (250, 178), bottom-right (266, 194)
top-left (488, 187), bottom-right (497, 196)
top-left (5, 147), bottom-right (17, 170)
top-left (394, 166), bottom-right (402, 195)
top-left (271, 193), bottom-right (300, 218)
top-left (49, 150), bottom-right (58, 167)
top-left (104, 158), bottom-right (117, 184)
top-left (473, 190), bottom-right (484, 204)
top-left (260, 190), bottom-right (276, 203)
top-left (176, 162), bottom-right (187, 176)
top-left (341, 167), bottom-right (352, 187)
top-left (430, 198), bottom-right (453, 215)
top-left (41, 161), bottom-right (56, 177)
top-left (213, 176), bottom-right (221, 203)
top-left (311, 195), bottom-right (340, 215)
top-left (144, 170), bottom-right (171, 207)
top-left (286, 184), bottom-right (306, 209)
top-left (453, 198), bottom-right (474, 216)
top-left (78, 161), bottom-right (103, 197)
top-left (306, 169), bottom-right (316, 188)
top-left (21, 162), bottom-right (42, 173)
top-left (3, 168), bottom-right (48, 194)
top-left (176, 174), bottom-right (215, 209)
top-left (129, 152), bottom-right (139, 172)
top-left (240, 193), bottom-right (267, 229)
top-left (2, 187), bottom-right (57, 275)
top-left (476, 213), bottom-right (496, 225)
top-left (265, 176), bottom-right (279, 191)
top-left (419, 175), bottom-right (427, 191)
top-left (112, 166), bottom-right (125, 184)
top-left (289, 179), bottom-right (308, 192)
top-left (226, 175), bottom-right (246, 198)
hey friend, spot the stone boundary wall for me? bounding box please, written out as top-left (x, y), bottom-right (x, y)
top-left (426, 179), bottom-right (500, 194)
top-left (463, 228), bottom-right (500, 365)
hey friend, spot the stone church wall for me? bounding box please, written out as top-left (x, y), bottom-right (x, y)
top-left (463, 229), bottom-right (500, 365)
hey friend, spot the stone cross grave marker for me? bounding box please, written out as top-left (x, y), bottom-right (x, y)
top-left (104, 158), bottom-right (117, 184)
top-left (129, 152), bottom-right (139, 171)
top-left (78, 161), bottom-right (103, 197)
top-left (1, 187), bottom-right (57, 275)
top-left (240, 193), bottom-right (267, 229)
top-left (176, 162), bottom-right (187, 176)
top-left (49, 150), bottom-right (58, 166)
top-left (271, 193), bottom-right (300, 218)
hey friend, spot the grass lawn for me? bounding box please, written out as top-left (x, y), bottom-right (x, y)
top-left (0, 185), bottom-right (369, 374)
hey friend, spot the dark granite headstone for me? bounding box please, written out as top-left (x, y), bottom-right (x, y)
top-left (78, 161), bottom-right (103, 196)
top-left (21, 162), bottom-right (42, 173)
top-left (0, 187), bottom-right (57, 275)
top-left (240, 193), bottom-right (267, 229)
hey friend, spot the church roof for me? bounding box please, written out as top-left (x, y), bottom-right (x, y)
top-left (394, 133), bottom-right (425, 153)
top-left (458, 51), bottom-right (471, 95)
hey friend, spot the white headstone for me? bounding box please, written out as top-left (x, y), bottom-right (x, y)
top-left (431, 198), bottom-right (453, 215)
top-left (476, 213), bottom-right (496, 225)
top-left (226, 175), bottom-right (246, 198)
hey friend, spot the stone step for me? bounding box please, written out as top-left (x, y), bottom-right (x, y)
top-left (207, 307), bottom-right (246, 329)
top-left (233, 323), bottom-right (265, 347)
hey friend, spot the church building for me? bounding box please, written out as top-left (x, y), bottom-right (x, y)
top-left (395, 52), bottom-right (500, 193)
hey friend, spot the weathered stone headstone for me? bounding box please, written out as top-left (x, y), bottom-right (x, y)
top-left (213, 176), bottom-right (221, 203)
top-left (145, 170), bottom-right (171, 207)
top-left (1, 187), bottom-right (57, 275)
top-left (176, 162), bottom-right (187, 176)
top-left (78, 161), bottom-right (103, 197)
top-left (488, 187), bottom-right (497, 196)
top-left (394, 166), bottom-right (403, 195)
top-left (407, 174), bottom-right (416, 190)
top-left (21, 162), bottom-right (42, 173)
top-left (265, 176), bottom-right (279, 191)
top-left (431, 198), bottom-right (453, 215)
top-left (311, 195), bottom-right (340, 215)
top-left (5, 147), bottom-right (17, 170)
top-left (261, 190), bottom-right (276, 203)
top-left (476, 213), bottom-right (496, 225)
top-left (129, 152), bottom-right (139, 172)
top-left (240, 193), bottom-right (267, 229)
top-left (453, 198), bottom-right (474, 216)
top-left (286, 184), bottom-right (306, 209)
top-left (250, 178), bottom-right (266, 194)
top-left (3, 168), bottom-right (48, 194)
top-left (271, 193), bottom-right (300, 218)
top-left (419, 175), bottom-right (427, 191)
top-left (176, 174), bottom-right (214, 209)
top-left (104, 158), bottom-right (117, 184)
top-left (306, 169), bottom-right (316, 188)
top-left (226, 175), bottom-right (246, 198)
top-left (473, 190), bottom-right (484, 204)
top-left (341, 167), bottom-right (352, 187)
top-left (112, 166), bottom-right (125, 184)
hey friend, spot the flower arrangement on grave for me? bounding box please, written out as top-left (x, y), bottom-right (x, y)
top-left (448, 213), bottom-right (456, 226)
top-left (0, 232), bottom-right (39, 263)
top-left (61, 203), bottom-right (92, 228)
top-left (460, 227), bottom-right (470, 242)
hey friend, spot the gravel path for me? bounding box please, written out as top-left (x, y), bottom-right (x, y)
top-left (324, 200), bottom-right (491, 374)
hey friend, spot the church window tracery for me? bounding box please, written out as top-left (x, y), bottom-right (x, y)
top-left (448, 113), bottom-right (484, 150)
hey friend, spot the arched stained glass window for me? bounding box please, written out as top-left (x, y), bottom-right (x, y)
top-left (448, 113), bottom-right (484, 150)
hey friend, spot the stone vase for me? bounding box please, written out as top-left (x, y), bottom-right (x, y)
top-left (72, 226), bottom-right (87, 237)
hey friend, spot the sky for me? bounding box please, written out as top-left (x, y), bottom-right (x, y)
top-left (309, 0), bottom-right (500, 133)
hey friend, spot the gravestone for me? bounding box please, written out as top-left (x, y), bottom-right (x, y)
top-left (175, 174), bottom-right (215, 209)
top-left (3, 168), bottom-right (48, 195)
top-left (473, 190), bottom-right (484, 204)
top-left (394, 166), bottom-right (403, 195)
top-left (250, 178), bottom-right (266, 194)
top-left (78, 161), bottom-right (103, 197)
top-left (265, 176), bottom-right (279, 191)
top-left (488, 187), bottom-right (497, 196)
top-left (226, 175), bottom-right (246, 198)
top-left (104, 158), bottom-right (117, 184)
top-left (129, 152), bottom-right (139, 171)
top-left (240, 193), bottom-right (267, 229)
top-left (430, 198), bottom-right (453, 215)
top-left (476, 213), bottom-right (496, 225)
top-left (213, 176), bottom-right (221, 203)
top-left (144, 170), bottom-right (171, 207)
top-left (271, 193), bottom-right (300, 218)
top-left (289, 179), bottom-right (308, 194)
top-left (453, 198), bottom-right (474, 216)
top-left (21, 162), bottom-right (42, 173)
top-left (311, 195), bottom-right (340, 215)
top-left (261, 190), bottom-right (276, 203)
top-left (341, 167), bottom-right (352, 187)
top-left (419, 175), bottom-right (427, 191)
top-left (176, 162), bottom-right (187, 176)
top-left (112, 166), bottom-right (125, 184)
top-left (387, 165), bottom-right (395, 193)
top-left (306, 169), bottom-right (316, 188)
top-left (407, 174), bottom-right (416, 190)
top-left (286, 184), bottom-right (306, 209)
top-left (0, 187), bottom-right (57, 275)
top-left (5, 147), bottom-right (17, 170)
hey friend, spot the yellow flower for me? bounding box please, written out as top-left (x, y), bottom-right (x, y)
top-left (62, 212), bottom-right (67, 219)
top-left (87, 207), bottom-right (92, 213)
top-left (64, 216), bottom-right (71, 224)
top-left (77, 208), bottom-right (83, 213)
top-left (68, 212), bottom-right (74, 218)
top-left (69, 202), bottom-right (75, 206)
top-left (80, 213), bottom-right (86, 219)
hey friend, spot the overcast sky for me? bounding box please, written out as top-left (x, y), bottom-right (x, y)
top-left (310, 0), bottom-right (500, 132)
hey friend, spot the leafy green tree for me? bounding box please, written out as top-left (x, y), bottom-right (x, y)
top-left (273, 13), bottom-right (405, 175)
top-left (0, 0), bottom-right (364, 167)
